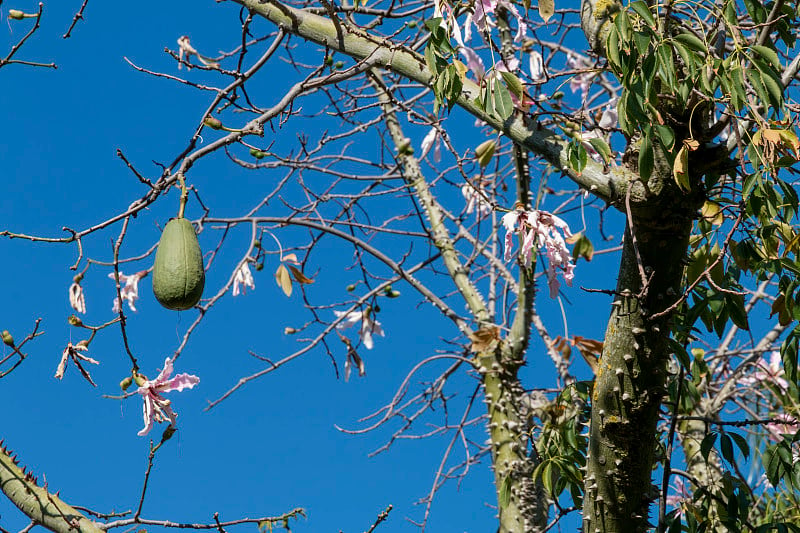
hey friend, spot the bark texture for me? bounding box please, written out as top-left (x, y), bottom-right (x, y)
top-left (582, 176), bottom-right (702, 531)
top-left (0, 441), bottom-right (103, 533)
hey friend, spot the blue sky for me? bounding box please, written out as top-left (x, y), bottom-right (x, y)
top-left (0, 1), bottom-right (626, 532)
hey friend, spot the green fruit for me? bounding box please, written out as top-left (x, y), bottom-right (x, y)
top-left (152, 218), bottom-right (205, 310)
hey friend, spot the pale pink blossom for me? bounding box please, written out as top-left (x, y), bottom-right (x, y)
top-left (136, 357), bottom-right (200, 436)
top-left (567, 53), bottom-right (594, 99)
top-left (109, 270), bottom-right (148, 313)
top-left (579, 128), bottom-right (606, 163)
top-left (462, 183), bottom-right (491, 216)
top-left (529, 51), bottom-right (544, 80)
top-left (420, 127), bottom-right (442, 162)
top-left (232, 262), bottom-right (255, 296)
top-left (495, 56), bottom-right (521, 73)
top-left (766, 413), bottom-right (799, 441)
top-left (598, 104), bottom-right (618, 129)
top-left (502, 209), bottom-right (575, 297)
top-left (472, 0), bottom-right (526, 41)
top-left (334, 309), bottom-right (384, 350)
top-left (665, 477), bottom-right (690, 517)
top-left (69, 282), bottom-right (86, 314)
top-left (55, 341), bottom-right (99, 385)
top-left (449, 14), bottom-right (485, 78)
top-left (177, 36), bottom-right (219, 70)
top-left (741, 351), bottom-right (789, 392)
top-left (472, 0), bottom-right (497, 34)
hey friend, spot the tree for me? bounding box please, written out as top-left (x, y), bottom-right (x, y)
top-left (1, 0), bottom-right (800, 531)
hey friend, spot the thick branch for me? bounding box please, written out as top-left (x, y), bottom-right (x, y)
top-left (371, 71), bottom-right (490, 324)
top-left (234, 0), bottom-right (631, 204)
top-left (0, 441), bottom-right (103, 533)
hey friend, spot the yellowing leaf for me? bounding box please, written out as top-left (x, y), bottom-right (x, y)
top-left (275, 264), bottom-right (293, 297)
top-left (475, 139), bottom-right (497, 168)
top-left (281, 253), bottom-right (299, 265)
top-left (673, 144), bottom-right (691, 192)
top-left (452, 59), bottom-right (468, 81)
top-left (469, 325), bottom-right (500, 352)
top-left (538, 0), bottom-right (554, 22)
top-left (700, 200), bottom-right (723, 225)
top-left (684, 138), bottom-right (700, 151)
top-left (287, 264), bottom-right (314, 284)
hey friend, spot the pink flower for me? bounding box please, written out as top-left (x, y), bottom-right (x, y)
top-left (598, 104), bottom-right (618, 129)
top-left (502, 209), bottom-right (575, 297)
top-left (766, 413), bottom-right (799, 442)
top-left (567, 53), bottom-right (594, 99)
top-left (529, 51), bottom-right (544, 81)
top-left (420, 127), bottom-right (442, 162)
top-left (472, 0), bottom-right (497, 34)
top-left (69, 282), bottom-right (86, 314)
top-left (109, 270), bottom-right (147, 313)
top-left (471, 0), bottom-right (526, 41)
top-left (665, 477), bottom-right (690, 516)
top-left (135, 357), bottom-right (200, 436)
top-left (334, 309), bottom-right (384, 350)
top-left (741, 351), bottom-right (789, 392)
top-left (177, 36), bottom-right (219, 70)
top-left (462, 183), bottom-right (491, 216)
top-left (55, 341), bottom-right (99, 385)
top-left (232, 262), bottom-right (255, 296)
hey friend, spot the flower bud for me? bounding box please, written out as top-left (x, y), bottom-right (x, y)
top-left (406, 20), bottom-right (417, 28)
top-left (76, 339), bottom-right (90, 349)
top-left (134, 373), bottom-right (147, 387)
top-left (1, 330), bottom-right (14, 347)
top-left (120, 376), bottom-right (133, 390)
top-left (254, 262), bottom-right (264, 271)
top-left (203, 117), bottom-right (223, 130)
top-left (284, 326), bottom-right (298, 335)
top-left (253, 240), bottom-right (261, 249)
top-left (334, 61), bottom-right (344, 69)
top-left (346, 284), bottom-right (356, 292)
top-left (73, 273), bottom-right (84, 283)
top-left (249, 148), bottom-right (266, 159)
top-left (68, 315), bottom-right (83, 327)
top-left (8, 9), bottom-right (26, 19)
top-left (161, 425), bottom-right (176, 442)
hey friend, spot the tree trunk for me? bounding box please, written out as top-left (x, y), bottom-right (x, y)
top-left (583, 182), bottom-right (699, 532)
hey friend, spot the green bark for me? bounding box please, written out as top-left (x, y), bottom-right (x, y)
top-left (0, 440), bottom-right (103, 533)
top-left (583, 181), bottom-right (701, 531)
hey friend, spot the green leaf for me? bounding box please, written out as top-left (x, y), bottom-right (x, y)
top-left (568, 140), bottom-right (588, 174)
top-left (607, 27), bottom-right (622, 71)
top-left (751, 44), bottom-right (781, 70)
top-left (701, 432), bottom-right (718, 460)
top-left (654, 124), bottom-right (675, 151)
top-left (720, 433), bottom-right (734, 463)
top-left (588, 136), bottom-right (612, 164)
top-left (425, 44), bottom-right (439, 76)
top-left (725, 293), bottom-right (750, 330)
top-left (673, 32), bottom-right (707, 53)
top-left (633, 30), bottom-right (651, 55)
top-left (500, 70), bottom-right (524, 100)
top-left (492, 77), bottom-right (514, 120)
top-left (629, 1), bottom-right (655, 27)
top-left (730, 432), bottom-right (750, 460)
